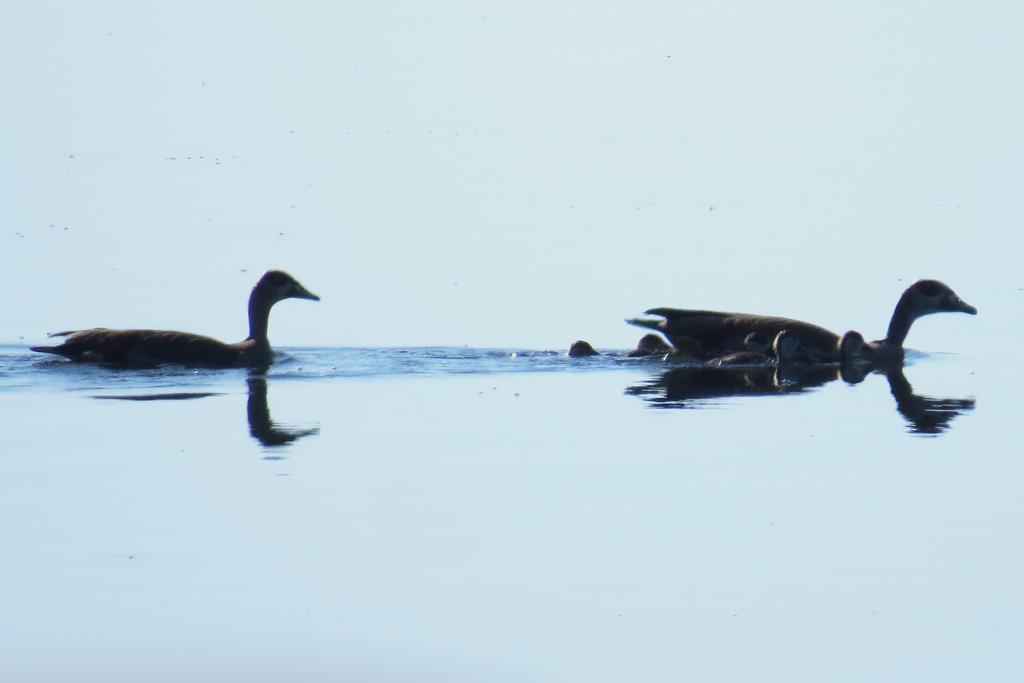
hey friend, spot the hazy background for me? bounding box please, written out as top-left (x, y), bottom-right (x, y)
top-left (3, 2), bottom-right (1019, 349)
top-left (2, 6), bottom-right (1022, 679)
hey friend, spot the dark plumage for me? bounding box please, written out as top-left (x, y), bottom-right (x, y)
top-left (629, 279), bottom-right (976, 362)
top-left (568, 340), bottom-right (600, 357)
top-left (741, 331), bottom-right (772, 354)
top-left (838, 330), bottom-right (872, 362)
top-left (626, 333), bottom-right (675, 357)
top-left (704, 329), bottom-right (800, 368)
top-left (30, 270), bottom-right (319, 368)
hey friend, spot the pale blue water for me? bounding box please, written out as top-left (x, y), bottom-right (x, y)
top-left (2, 345), bottom-right (603, 389)
top-left (2, 342), bottom-right (1021, 681)
top-left (0, 344), bottom-right (977, 437)
top-left (5, 0), bottom-right (1023, 678)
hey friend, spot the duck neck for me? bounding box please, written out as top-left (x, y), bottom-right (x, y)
top-left (884, 292), bottom-right (917, 347)
top-left (247, 289), bottom-right (274, 346)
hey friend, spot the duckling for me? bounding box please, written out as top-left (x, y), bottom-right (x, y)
top-left (568, 340), bottom-right (600, 357)
top-left (742, 331), bottom-right (772, 354)
top-left (705, 329), bottom-right (800, 368)
top-left (628, 279), bottom-right (976, 362)
top-left (703, 350), bottom-right (770, 369)
top-left (625, 333), bottom-right (675, 357)
top-left (838, 330), bottom-right (873, 362)
top-left (30, 270), bottom-right (319, 368)
top-left (772, 329), bottom-right (801, 361)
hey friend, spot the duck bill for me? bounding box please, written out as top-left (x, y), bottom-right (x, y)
top-left (954, 300), bottom-right (977, 315)
top-left (291, 284), bottom-right (321, 301)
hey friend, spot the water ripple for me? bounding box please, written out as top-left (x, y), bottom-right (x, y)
top-left (0, 344), bottom-right (652, 392)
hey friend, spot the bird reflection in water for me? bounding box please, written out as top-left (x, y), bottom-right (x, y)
top-left (880, 366), bottom-right (975, 436)
top-left (626, 360), bottom-right (974, 436)
top-left (92, 374), bottom-right (319, 449)
top-left (245, 376), bottom-right (319, 447)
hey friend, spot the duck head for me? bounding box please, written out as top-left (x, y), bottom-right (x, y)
top-left (256, 270), bottom-right (321, 304)
top-left (902, 279), bottom-right (976, 318)
top-left (881, 279), bottom-right (976, 350)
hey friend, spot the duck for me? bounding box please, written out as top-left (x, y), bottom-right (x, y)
top-left (30, 270), bottom-right (320, 368)
top-left (629, 279), bottom-right (976, 363)
top-left (705, 329), bottom-right (800, 368)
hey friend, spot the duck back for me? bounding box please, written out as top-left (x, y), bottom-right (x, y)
top-left (634, 308), bottom-right (840, 360)
top-left (32, 328), bottom-right (250, 367)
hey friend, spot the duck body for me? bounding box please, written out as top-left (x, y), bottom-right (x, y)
top-left (31, 270), bottom-right (319, 369)
top-left (34, 328), bottom-right (269, 368)
top-left (633, 310), bottom-right (840, 362)
top-left (630, 280), bottom-right (976, 363)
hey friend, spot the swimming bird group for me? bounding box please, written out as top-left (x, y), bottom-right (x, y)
top-left (571, 279), bottom-right (976, 367)
top-left (629, 278), bottom-right (975, 364)
top-left (29, 274), bottom-right (975, 370)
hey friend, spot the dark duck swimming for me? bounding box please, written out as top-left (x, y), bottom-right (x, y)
top-left (30, 270), bottom-right (320, 368)
top-left (628, 279), bottom-right (976, 363)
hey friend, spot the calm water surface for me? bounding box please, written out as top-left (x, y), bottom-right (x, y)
top-left (1, 344), bottom-right (1020, 682)
top-left (6, 1), bottom-right (1023, 679)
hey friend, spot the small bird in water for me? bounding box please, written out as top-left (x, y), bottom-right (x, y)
top-left (741, 331), bottom-right (772, 354)
top-left (838, 330), bottom-right (873, 362)
top-left (626, 333), bottom-right (675, 357)
top-left (568, 340), bottom-right (600, 357)
top-left (30, 270), bottom-right (320, 368)
top-left (704, 329), bottom-right (800, 368)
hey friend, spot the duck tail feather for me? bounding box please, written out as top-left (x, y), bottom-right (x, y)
top-left (626, 317), bottom-right (663, 331)
top-left (30, 345), bottom-right (62, 354)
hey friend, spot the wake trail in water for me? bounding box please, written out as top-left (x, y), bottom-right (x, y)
top-left (0, 345), bottom-right (654, 392)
